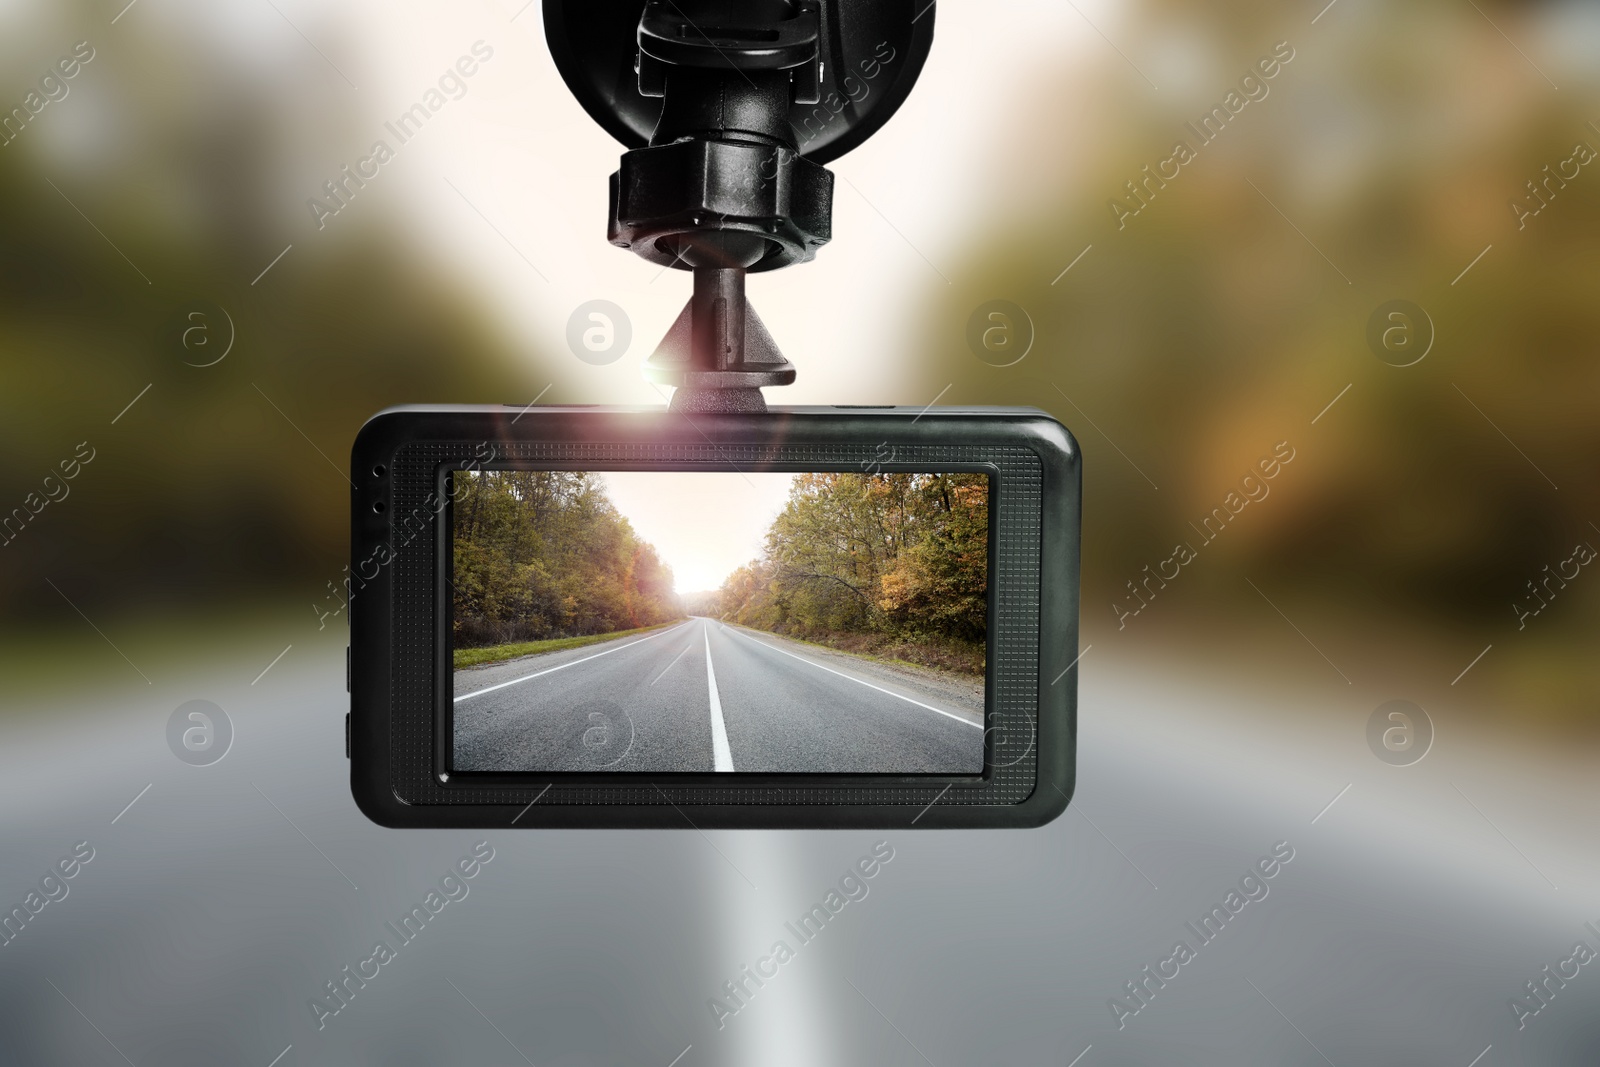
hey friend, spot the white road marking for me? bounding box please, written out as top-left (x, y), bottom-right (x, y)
top-left (454, 622), bottom-right (689, 702)
top-left (705, 624), bottom-right (734, 772)
top-left (724, 627), bottom-right (983, 729)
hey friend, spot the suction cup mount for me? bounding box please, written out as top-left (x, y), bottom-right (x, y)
top-left (545, 0), bottom-right (935, 411)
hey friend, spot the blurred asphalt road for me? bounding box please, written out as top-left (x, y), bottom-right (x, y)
top-left (453, 618), bottom-right (983, 775)
top-left (0, 634), bottom-right (1595, 1066)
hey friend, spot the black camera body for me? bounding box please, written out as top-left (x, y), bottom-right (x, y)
top-left (348, 405), bottom-right (1081, 829)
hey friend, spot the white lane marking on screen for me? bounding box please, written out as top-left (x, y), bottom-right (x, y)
top-left (724, 626), bottom-right (983, 728)
top-left (453, 621), bottom-right (689, 702)
top-left (705, 623), bottom-right (735, 772)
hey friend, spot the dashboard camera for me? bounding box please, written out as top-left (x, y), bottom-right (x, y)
top-left (348, 406), bottom-right (1080, 828)
top-left (347, 2), bottom-right (1083, 827)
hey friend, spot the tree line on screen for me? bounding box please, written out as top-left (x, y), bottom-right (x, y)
top-left (703, 472), bottom-right (988, 673)
top-left (452, 471), bottom-right (682, 648)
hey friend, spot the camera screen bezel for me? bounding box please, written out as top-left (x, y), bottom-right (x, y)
top-left (350, 405), bottom-right (1079, 829)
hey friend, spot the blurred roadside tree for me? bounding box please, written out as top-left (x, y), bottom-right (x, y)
top-left (918, 0), bottom-right (1600, 640)
top-left (0, 4), bottom-right (540, 619)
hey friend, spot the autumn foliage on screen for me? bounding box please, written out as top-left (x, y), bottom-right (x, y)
top-left (451, 471), bottom-right (682, 648)
top-left (705, 472), bottom-right (989, 673)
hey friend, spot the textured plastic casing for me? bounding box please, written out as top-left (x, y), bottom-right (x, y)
top-left (350, 406), bottom-right (1080, 829)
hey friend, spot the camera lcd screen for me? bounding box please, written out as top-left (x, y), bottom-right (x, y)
top-left (448, 469), bottom-right (989, 775)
